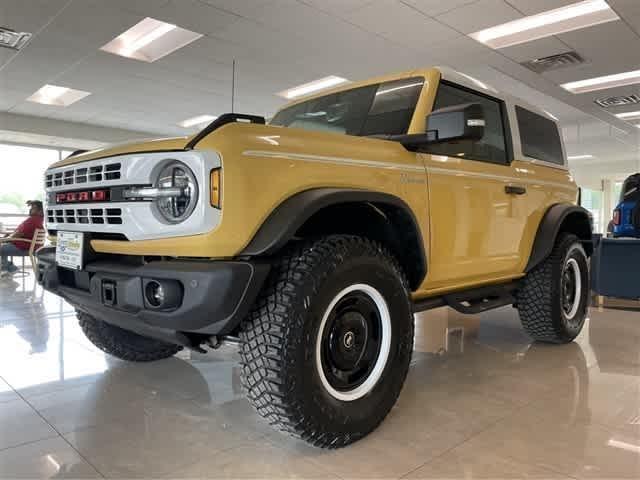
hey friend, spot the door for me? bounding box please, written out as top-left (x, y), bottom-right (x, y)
top-left (421, 81), bottom-right (528, 290)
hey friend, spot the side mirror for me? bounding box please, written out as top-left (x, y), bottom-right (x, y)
top-left (426, 102), bottom-right (485, 143)
top-left (386, 103), bottom-right (485, 151)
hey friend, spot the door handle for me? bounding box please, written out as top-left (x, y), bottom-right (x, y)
top-left (505, 185), bottom-right (527, 195)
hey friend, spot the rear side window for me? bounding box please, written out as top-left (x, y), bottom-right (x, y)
top-left (270, 77), bottom-right (424, 137)
top-left (516, 106), bottom-right (564, 166)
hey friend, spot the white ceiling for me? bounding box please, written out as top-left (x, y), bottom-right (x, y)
top-left (1, 0), bottom-right (639, 180)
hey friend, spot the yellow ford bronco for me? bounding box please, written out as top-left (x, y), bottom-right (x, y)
top-left (38, 67), bottom-right (592, 447)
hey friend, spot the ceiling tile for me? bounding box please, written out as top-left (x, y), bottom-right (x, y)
top-left (609, 0), bottom-right (640, 35)
top-left (504, 0), bottom-right (579, 15)
top-left (0, 0), bottom-right (68, 33)
top-left (45, 1), bottom-right (142, 48)
top-left (436, 0), bottom-right (522, 34)
top-left (545, 22), bottom-right (640, 83)
top-left (0, 88), bottom-right (28, 111)
top-left (135, 0), bottom-right (242, 37)
top-left (400, 0), bottom-right (477, 17)
top-left (346, 0), bottom-right (459, 49)
top-left (500, 36), bottom-right (572, 63)
top-left (198, 0), bottom-right (280, 20)
top-left (300, 0), bottom-right (377, 15)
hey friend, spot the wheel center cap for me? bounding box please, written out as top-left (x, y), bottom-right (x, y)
top-left (343, 331), bottom-right (355, 349)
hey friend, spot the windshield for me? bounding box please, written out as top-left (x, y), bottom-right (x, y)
top-left (270, 77), bottom-right (424, 137)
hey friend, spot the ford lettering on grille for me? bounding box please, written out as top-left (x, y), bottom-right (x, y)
top-left (55, 189), bottom-right (109, 204)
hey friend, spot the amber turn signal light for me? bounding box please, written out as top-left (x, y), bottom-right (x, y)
top-left (210, 168), bottom-right (221, 208)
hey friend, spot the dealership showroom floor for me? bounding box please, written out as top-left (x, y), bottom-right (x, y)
top-left (3, 0), bottom-right (640, 479)
top-left (0, 274), bottom-right (638, 478)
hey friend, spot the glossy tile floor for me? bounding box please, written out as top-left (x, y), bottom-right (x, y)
top-left (0, 272), bottom-right (639, 479)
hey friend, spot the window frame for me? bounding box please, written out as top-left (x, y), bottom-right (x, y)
top-left (425, 80), bottom-right (514, 166)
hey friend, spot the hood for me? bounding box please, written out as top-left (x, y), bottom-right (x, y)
top-left (50, 136), bottom-right (192, 168)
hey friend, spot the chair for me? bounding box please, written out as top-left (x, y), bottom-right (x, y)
top-left (4, 229), bottom-right (47, 276)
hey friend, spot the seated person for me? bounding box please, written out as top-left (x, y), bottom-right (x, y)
top-left (1, 200), bottom-right (44, 274)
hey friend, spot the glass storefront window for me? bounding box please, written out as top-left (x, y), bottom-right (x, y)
top-left (0, 143), bottom-right (68, 231)
top-left (581, 188), bottom-right (603, 234)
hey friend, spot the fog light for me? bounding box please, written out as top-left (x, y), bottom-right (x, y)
top-left (142, 279), bottom-right (182, 310)
top-left (145, 281), bottom-right (164, 307)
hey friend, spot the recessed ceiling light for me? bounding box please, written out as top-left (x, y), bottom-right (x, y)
top-left (277, 76), bottom-right (349, 100)
top-left (561, 69), bottom-right (640, 94)
top-left (567, 155), bottom-right (594, 160)
top-left (26, 84), bottom-right (91, 107)
top-left (616, 111), bottom-right (640, 120)
top-left (470, 0), bottom-right (618, 49)
top-left (178, 114), bottom-right (217, 128)
top-left (100, 17), bottom-right (203, 63)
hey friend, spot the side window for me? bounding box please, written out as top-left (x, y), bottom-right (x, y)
top-left (427, 82), bottom-right (508, 165)
top-left (360, 77), bottom-right (424, 136)
top-left (516, 106), bottom-right (564, 166)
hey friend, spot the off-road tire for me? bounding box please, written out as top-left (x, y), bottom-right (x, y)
top-left (517, 234), bottom-right (589, 343)
top-left (239, 235), bottom-right (414, 448)
top-left (78, 311), bottom-right (182, 362)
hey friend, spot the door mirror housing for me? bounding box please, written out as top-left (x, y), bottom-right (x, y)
top-left (385, 103), bottom-right (485, 151)
top-left (426, 102), bottom-right (485, 143)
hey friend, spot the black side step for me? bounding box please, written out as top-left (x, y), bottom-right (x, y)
top-left (413, 281), bottom-right (520, 314)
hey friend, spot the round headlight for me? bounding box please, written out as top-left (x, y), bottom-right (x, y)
top-left (155, 161), bottom-right (198, 223)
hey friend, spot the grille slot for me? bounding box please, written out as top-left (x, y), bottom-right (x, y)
top-left (45, 162), bottom-right (121, 189)
top-left (594, 94), bottom-right (640, 108)
top-left (47, 207), bottom-right (123, 226)
top-left (521, 51), bottom-right (586, 73)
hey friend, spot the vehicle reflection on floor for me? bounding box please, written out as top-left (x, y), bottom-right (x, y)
top-left (0, 271), bottom-right (638, 478)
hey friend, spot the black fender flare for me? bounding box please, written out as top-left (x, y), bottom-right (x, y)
top-left (525, 203), bottom-right (593, 272)
top-left (240, 188), bottom-right (427, 286)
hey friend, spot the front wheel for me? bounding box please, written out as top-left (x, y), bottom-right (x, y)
top-left (239, 235), bottom-right (414, 448)
top-left (517, 234), bottom-right (590, 343)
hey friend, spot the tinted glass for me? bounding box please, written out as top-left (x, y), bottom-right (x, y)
top-left (360, 78), bottom-right (424, 135)
top-left (270, 77), bottom-right (424, 137)
top-left (427, 82), bottom-right (508, 165)
top-left (516, 106), bottom-right (564, 165)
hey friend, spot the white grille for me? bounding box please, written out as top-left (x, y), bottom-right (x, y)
top-left (43, 150), bottom-right (221, 241)
top-left (47, 207), bottom-right (123, 225)
top-left (45, 162), bottom-right (121, 189)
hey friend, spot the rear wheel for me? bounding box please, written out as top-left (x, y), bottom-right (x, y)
top-left (78, 312), bottom-right (182, 362)
top-left (239, 235), bottom-right (414, 448)
top-left (517, 234), bottom-right (589, 343)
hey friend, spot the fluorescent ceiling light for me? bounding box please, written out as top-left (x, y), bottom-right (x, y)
top-left (616, 111), bottom-right (640, 120)
top-left (562, 69), bottom-right (640, 94)
top-left (470, 0), bottom-right (618, 49)
top-left (178, 114), bottom-right (217, 128)
top-left (26, 84), bottom-right (91, 107)
top-left (567, 155), bottom-right (594, 160)
top-left (100, 17), bottom-right (203, 63)
top-left (608, 439), bottom-right (640, 454)
top-left (277, 76), bottom-right (349, 100)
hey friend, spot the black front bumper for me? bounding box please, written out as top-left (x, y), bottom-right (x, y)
top-left (36, 247), bottom-right (269, 345)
